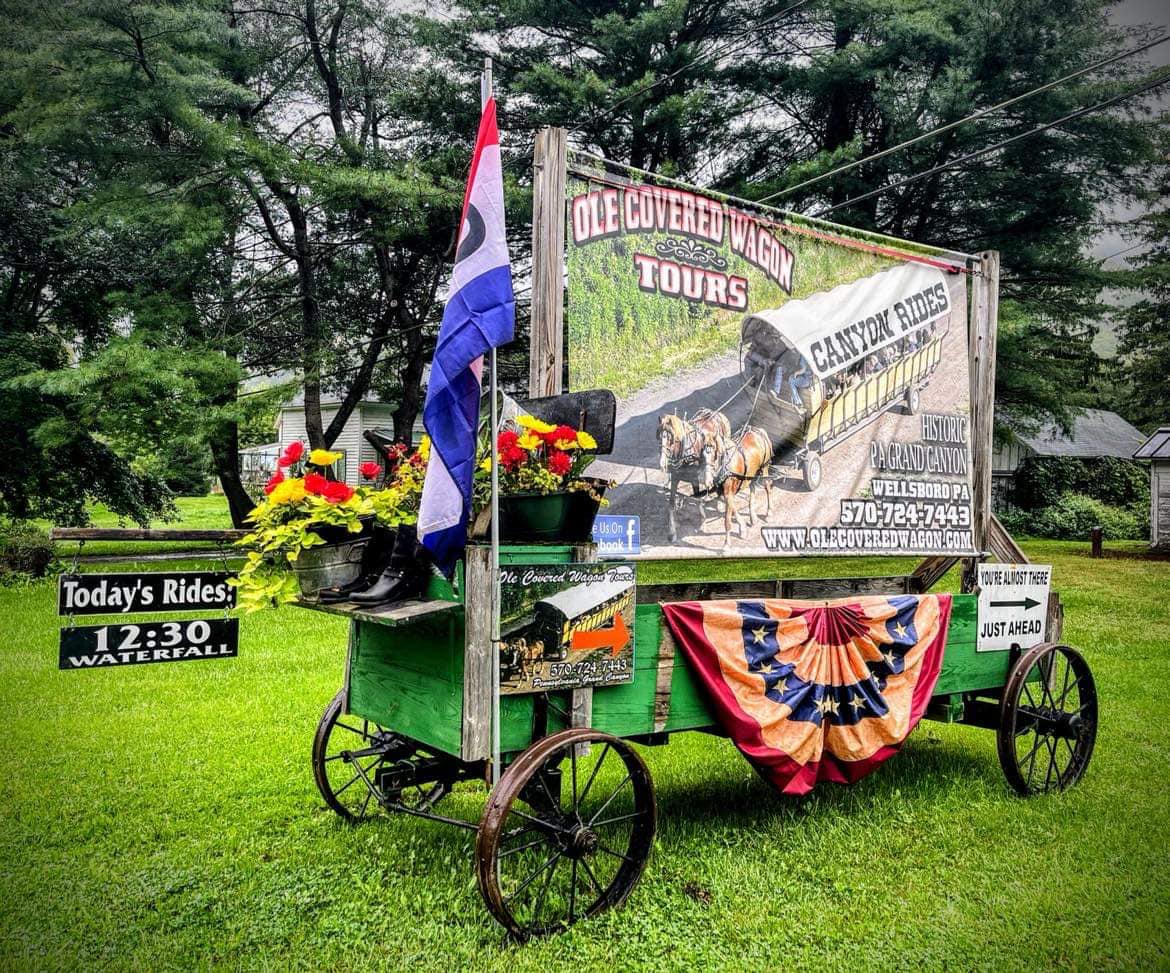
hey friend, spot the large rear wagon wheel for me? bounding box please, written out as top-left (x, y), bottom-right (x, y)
top-left (476, 728), bottom-right (656, 939)
top-left (997, 643), bottom-right (1098, 796)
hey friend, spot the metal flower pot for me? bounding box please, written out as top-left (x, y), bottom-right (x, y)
top-left (291, 537), bottom-right (370, 598)
top-left (496, 480), bottom-right (607, 544)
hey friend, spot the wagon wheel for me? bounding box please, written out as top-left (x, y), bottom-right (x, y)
top-left (476, 728), bottom-right (656, 939)
top-left (904, 385), bottom-right (921, 414)
top-left (997, 643), bottom-right (1098, 796)
top-left (801, 450), bottom-right (822, 491)
top-left (312, 690), bottom-right (444, 822)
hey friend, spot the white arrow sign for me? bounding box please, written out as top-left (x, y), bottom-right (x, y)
top-left (977, 563), bottom-right (1052, 653)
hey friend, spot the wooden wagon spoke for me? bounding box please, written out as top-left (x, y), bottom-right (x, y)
top-left (579, 856), bottom-right (606, 896)
top-left (510, 808), bottom-right (571, 833)
top-left (596, 842), bottom-right (635, 864)
top-left (531, 856), bottom-right (559, 929)
top-left (504, 848), bottom-right (564, 906)
top-left (570, 745), bottom-right (579, 812)
top-left (499, 835), bottom-right (548, 859)
top-left (591, 811), bottom-right (643, 829)
top-left (587, 773), bottom-right (633, 827)
top-left (576, 742), bottom-right (611, 807)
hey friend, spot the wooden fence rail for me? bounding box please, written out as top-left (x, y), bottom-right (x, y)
top-left (49, 528), bottom-right (249, 543)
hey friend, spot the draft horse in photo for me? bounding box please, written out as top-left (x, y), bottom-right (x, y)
top-left (658, 409), bottom-right (732, 543)
top-left (704, 426), bottom-right (774, 549)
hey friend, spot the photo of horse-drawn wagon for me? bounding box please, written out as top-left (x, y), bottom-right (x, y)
top-left (650, 262), bottom-right (962, 549)
top-left (738, 263), bottom-right (950, 492)
top-left (499, 574), bottom-right (636, 690)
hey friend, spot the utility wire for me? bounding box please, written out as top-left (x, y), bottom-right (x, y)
top-left (812, 69), bottom-right (1170, 217)
top-left (756, 32), bottom-right (1170, 204)
top-left (569, 0), bottom-right (816, 136)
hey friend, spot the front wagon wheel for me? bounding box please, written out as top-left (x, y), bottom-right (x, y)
top-left (476, 729), bottom-right (656, 939)
top-left (997, 644), bottom-right (1098, 796)
top-left (312, 690), bottom-right (387, 821)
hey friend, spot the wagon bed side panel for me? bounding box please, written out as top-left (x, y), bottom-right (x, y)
top-left (347, 615), bottom-right (465, 757)
top-left (588, 604), bottom-right (718, 738)
top-left (931, 593), bottom-right (1011, 695)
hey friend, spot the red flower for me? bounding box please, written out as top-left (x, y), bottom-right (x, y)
top-left (545, 424), bottom-right (578, 448)
top-left (322, 480), bottom-right (355, 503)
top-left (278, 441), bottom-right (305, 467)
top-left (501, 445), bottom-right (527, 471)
top-left (497, 429), bottom-right (519, 451)
top-left (359, 461), bottom-right (381, 480)
top-left (547, 449), bottom-right (572, 476)
top-left (264, 469), bottom-right (284, 494)
top-left (409, 452), bottom-right (424, 467)
top-left (304, 471), bottom-right (327, 495)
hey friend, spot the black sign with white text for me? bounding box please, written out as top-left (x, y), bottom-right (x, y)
top-left (59, 618), bottom-right (239, 670)
top-left (57, 572), bottom-right (236, 616)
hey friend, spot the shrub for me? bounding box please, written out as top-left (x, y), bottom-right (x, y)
top-left (0, 523), bottom-right (58, 583)
top-left (1012, 456), bottom-right (1149, 510)
top-left (1004, 493), bottom-right (1147, 541)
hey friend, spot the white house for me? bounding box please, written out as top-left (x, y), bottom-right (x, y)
top-left (991, 408), bottom-right (1146, 508)
top-left (273, 393), bottom-right (399, 487)
top-left (1133, 426), bottom-right (1170, 551)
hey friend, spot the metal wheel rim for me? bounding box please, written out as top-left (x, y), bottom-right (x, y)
top-left (998, 643), bottom-right (1098, 796)
top-left (311, 689), bottom-right (390, 822)
top-left (475, 728), bottom-right (657, 938)
top-left (804, 453), bottom-right (821, 491)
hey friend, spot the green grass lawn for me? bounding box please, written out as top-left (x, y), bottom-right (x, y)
top-left (2, 541), bottom-right (1168, 969)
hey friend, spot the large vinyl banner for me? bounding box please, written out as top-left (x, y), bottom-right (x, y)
top-left (565, 159), bottom-right (977, 557)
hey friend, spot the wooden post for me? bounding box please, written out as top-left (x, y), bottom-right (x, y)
top-left (1090, 525), bottom-right (1103, 558)
top-left (529, 127), bottom-right (567, 397)
top-left (462, 545), bottom-right (493, 761)
top-left (570, 542), bottom-right (598, 748)
top-left (962, 250), bottom-right (999, 592)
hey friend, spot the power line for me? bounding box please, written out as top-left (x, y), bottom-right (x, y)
top-left (569, 0), bottom-right (816, 137)
top-left (756, 32), bottom-right (1170, 204)
top-left (812, 70), bottom-right (1170, 218)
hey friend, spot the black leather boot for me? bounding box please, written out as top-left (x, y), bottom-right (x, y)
top-left (317, 525), bottom-right (396, 603)
top-left (349, 523), bottom-right (429, 606)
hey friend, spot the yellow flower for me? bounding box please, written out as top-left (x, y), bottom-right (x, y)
top-left (517, 414), bottom-right (556, 435)
top-left (308, 448), bottom-right (343, 466)
top-left (268, 477), bottom-right (307, 505)
top-left (418, 435), bottom-right (431, 461)
top-left (576, 430), bottom-right (598, 450)
top-left (517, 432), bottom-right (542, 450)
top-left (479, 455), bottom-right (492, 471)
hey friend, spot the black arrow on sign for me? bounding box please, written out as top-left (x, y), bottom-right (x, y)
top-left (990, 597), bottom-right (1041, 610)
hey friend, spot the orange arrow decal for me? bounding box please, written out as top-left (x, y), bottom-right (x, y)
top-left (570, 612), bottom-right (630, 658)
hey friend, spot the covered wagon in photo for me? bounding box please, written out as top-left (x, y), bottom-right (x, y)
top-left (739, 262), bottom-right (954, 490)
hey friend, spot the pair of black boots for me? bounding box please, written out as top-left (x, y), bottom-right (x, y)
top-left (318, 524), bottom-right (429, 606)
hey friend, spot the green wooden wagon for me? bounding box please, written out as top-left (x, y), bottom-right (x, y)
top-left (300, 542), bottom-right (1098, 939)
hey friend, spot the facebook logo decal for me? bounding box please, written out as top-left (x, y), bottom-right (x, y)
top-left (592, 515), bottom-right (641, 557)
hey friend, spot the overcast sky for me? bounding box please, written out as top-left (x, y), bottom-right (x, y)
top-left (1095, 0), bottom-right (1170, 265)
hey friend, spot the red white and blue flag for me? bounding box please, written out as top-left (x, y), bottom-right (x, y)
top-left (662, 595), bottom-right (951, 794)
top-left (419, 98), bottom-right (515, 574)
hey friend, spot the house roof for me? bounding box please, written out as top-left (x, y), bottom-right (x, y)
top-left (1134, 426), bottom-right (1170, 460)
top-left (1021, 409), bottom-right (1146, 459)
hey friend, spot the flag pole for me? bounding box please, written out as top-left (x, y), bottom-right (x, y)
top-left (482, 56), bottom-right (502, 789)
